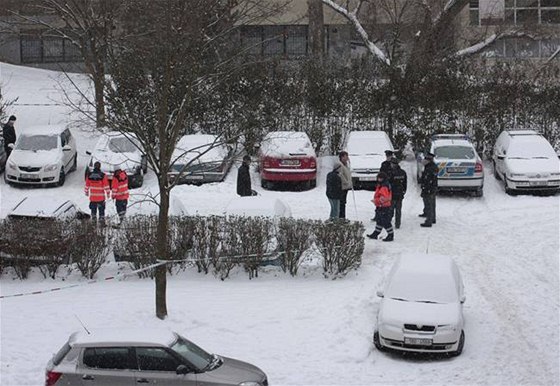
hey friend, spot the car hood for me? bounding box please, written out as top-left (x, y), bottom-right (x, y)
top-left (91, 151), bottom-right (141, 171)
top-left (10, 149), bottom-right (61, 167)
top-left (200, 356), bottom-right (265, 384)
top-left (350, 154), bottom-right (384, 170)
top-left (506, 158), bottom-right (560, 175)
top-left (380, 298), bottom-right (461, 326)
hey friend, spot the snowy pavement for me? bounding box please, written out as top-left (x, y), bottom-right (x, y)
top-left (0, 63), bottom-right (559, 386)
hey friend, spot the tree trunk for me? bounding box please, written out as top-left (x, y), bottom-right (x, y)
top-left (307, 0), bottom-right (325, 58)
top-left (155, 182), bottom-right (170, 320)
top-left (93, 66), bottom-right (106, 128)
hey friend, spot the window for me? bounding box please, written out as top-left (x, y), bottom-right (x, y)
top-left (505, 0), bottom-right (560, 24)
top-left (240, 25), bottom-right (309, 58)
top-left (20, 31), bottom-right (82, 63)
top-left (83, 347), bottom-right (131, 370)
top-left (470, 0), bottom-right (480, 26)
top-left (482, 37), bottom-right (559, 59)
top-left (136, 348), bottom-right (181, 372)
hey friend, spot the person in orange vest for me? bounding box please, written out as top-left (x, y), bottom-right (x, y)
top-left (112, 168), bottom-right (129, 223)
top-left (85, 161), bottom-right (110, 223)
top-left (367, 172), bottom-right (394, 242)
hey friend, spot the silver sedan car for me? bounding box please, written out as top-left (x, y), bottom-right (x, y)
top-left (46, 328), bottom-right (268, 386)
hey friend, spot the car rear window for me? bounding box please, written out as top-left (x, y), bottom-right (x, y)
top-left (52, 342), bottom-right (72, 366)
top-left (434, 146), bottom-right (475, 159)
top-left (83, 347), bottom-right (131, 370)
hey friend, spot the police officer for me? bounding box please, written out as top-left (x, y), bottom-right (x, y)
top-left (380, 150), bottom-right (394, 180)
top-left (419, 152), bottom-right (438, 227)
top-left (389, 158), bottom-right (407, 229)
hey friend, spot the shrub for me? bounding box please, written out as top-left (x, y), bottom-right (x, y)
top-left (68, 221), bottom-right (112, 279)
top-left (113, 216), bottom-right (158, 278)
top-left (190, 216), bottom-right (221, 275)
top-left (277, 218), bottom-right (314, 276)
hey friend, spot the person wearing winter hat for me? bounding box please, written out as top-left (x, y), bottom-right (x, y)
top-left (326, 162), bottom-right (343, 219)
top-left (419, 151), bottom-right (438, 227)
top-left (367, 172), bottom-right (394, 241)
top-left (2, 115), bottom-right (16, 158)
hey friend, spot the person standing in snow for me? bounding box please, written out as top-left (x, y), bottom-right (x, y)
top-left (326, 162), bottom-right (343, 219)
top-left (419, 151), bottom-right (438, 227)
top-left (379, 150), bottom-right (395, 182)
top-left (112, 168), bottom-right (129, 223)
top-left (367, 172), bottom-right (394, 241)
top-left (85, 161), bottom-right (110, 223)
top-left (2, 115), bottom-right (16, 158)
top-left (338, 151), bottom-right (353, 219)
top-left (389, 158), bottom-right (407, 229)
top-left (237, 155), bottom-right (253, 197)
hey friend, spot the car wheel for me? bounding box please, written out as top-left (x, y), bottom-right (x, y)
top-left (504, 180), bottom-right (515, 196)
top-left (449, 330), bottom-right (465, 357)
top-left (493, 161), bottom-right (501, 180)
top-left (57, 167), bottom-right (66, 187)
top-left (474, 187), bottom-right (483, 197)
top-left (373, 331), bottom-right (384, 351)
top-left (310, 178), bottom-right (316, 189)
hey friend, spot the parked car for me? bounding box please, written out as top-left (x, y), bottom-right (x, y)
top-left (374, 253), bottom-right (466, 356)
top-left (0, 137), bottom-right (6, 173)
top-left (492, 130), bottom-right (560, 195)
top-left (8, 196), bottom-right (90, 221)
top-left (258, 131), bottom-right (317, 189)
top-left (345, 131), bottom-right (393, 188)
top-left (86, 131), bottom-right (147, 188)
top-left (417, 134), bottom-right (484, 197)
top-left (46, 328), bottom-right (268, 386)
top-left (169, 134), bottom-right (234, 184)
top-left (4, 126), bottom-right (77, 186)
top-left (224, 196), bottom-right (292, 218)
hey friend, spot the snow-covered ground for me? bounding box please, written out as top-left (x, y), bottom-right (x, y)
top-left (1, 63), bottom-right (559, 386)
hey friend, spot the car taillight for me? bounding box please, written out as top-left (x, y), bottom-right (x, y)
top-left (45, 371), bottom-right (62, 386)
top-left (310, 158), bottom-right (316, 168)
top-left (263, 157), bottom-right (272, 168)
top-left (475, 162), bottom-right (483, 173)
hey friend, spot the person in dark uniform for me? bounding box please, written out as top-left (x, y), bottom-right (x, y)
top-left (379, 150), bottom-right (395, 180)
top-left (389, 158), bottom-right (407, 229)
top-left (237, 155), bottom-right (253, 197)
top-left (419, 152), bottom-right (438, 227)
top-left (326, 162), bottom-right (342, 219)
top-left (2, 115), bottom-right (16, 158)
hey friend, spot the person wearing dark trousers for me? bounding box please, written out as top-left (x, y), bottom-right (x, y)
top-left (338, 151), bottom-right (353, 219)
top-left (419, 152), bottom-right (438, 227)
top-left (389, 158), bottom-right (407, 229)
top-left (367, 172), bottom-right (394, 242)
top-left (2, 115), bottom-right (16, 158)
top-left (237, 155), bottom-right (253, 197)
top-left (326, 162), bottom-right (342, 219)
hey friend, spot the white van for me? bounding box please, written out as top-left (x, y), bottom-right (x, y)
top-left (345, 131), bottom-right (394, 187)
top-left (492, 130), bottom-right (560, 194)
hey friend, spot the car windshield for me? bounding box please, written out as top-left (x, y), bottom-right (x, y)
top-left (108, 137), bottom-right (137, 153)
top-left (170, 336), bottom-right (213, 371)
top-left (16, 135), bottom-right (58, 151)
top-left (385, 272), bottom-right (459, 304)
top-left (434, 146), bottom-right (475, 159)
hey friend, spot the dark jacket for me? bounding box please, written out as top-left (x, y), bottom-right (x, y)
top-left (2, 123), bottom-right (16, 148)
top-left (380, 160), bottom-right (393, 181)
top-left (390, 166), bottom-right (407, 200)
top-left (420, 161), bottom-right (438, 196)
top-left (326, 170), bottom-right (342, 199)
top-left (237, 163), bottom-right (252, 197)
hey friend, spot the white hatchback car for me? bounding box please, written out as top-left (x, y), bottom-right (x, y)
top-left (374, 253), bottom-right (466, 356)
top-left (345, 131), bottom-right (394, 187)
top-left (8, 196), bottom-right (90, 221)
top-left (493, 130), bottom-right (560, 194)
top-left (4, 126), bottom-right (77, 186)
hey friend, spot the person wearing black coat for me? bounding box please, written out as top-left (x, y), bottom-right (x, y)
top-left (237, 155), bottom-right (253, 197)
top-left (326, 163), bottom-right (343, 219)
top-left (2, 115), bottom-right (16, 158)
top-left (389, 158), bottom-right (407, 229)
top-left (419, 152), bottom-right (438, 227)
top-left (379, 150), bottom-right (395, 181)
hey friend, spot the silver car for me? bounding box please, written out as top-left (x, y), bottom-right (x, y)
top-left (46, 328), bottom-right (268, 386)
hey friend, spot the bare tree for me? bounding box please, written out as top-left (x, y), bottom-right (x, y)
top-left (308, 0), bottom-right (326, 58)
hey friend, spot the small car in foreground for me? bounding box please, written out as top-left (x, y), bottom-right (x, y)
top-left (258, 131), bottom-right (317, 189)
top-left (417, 134), bottom-right (484, 196)
top-left (4, 126), bottom-right (78, 186)
top-left (8, 196), bottom-right (90, 221)
top-left (374, 253), bottom-right (466, 356)
top-left (86, 131), bottom-right (147, 188)
top-left (46, 328), bottom-right (268, 386)
top-left (492, 130), bottom-right (560, 195)
top-left (169, 134), bottom-right (234, 184)
top-left (345, 130), bottom-right (394, 188)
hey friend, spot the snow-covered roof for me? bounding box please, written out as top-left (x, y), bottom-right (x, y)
top-left (21, 125), bottom-right (67, 135)
top-left (507, 130), bottom-right (539, 137)
top-left (432, 139), bottom-right (473, 147)
top-left (9, 196), bottom-right (73, 218)
top-left (69, 328), bottom-right (178, 348)
top-left (261, 131), bottom-right (315, 158)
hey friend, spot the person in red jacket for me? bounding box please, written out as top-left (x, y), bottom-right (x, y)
top-left (85, 162), bottom-right (110, 222)
top-left (367, 172), bottom-right (394, 242)
top-left (112, 168), bottom-right (129, 223)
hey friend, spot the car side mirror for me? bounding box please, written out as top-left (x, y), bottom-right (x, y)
top-left (497, 155), bottom-right (505, 160)
top-left (86, 150), bottom-right (92, 156)
top-left (376, 290), bottom-right (384, 298)
top-left (63, 145), bottom-right (72, 152)
top-left (460, 295), bottom-right (466, 304)
top-left (176, 365), bottom-right (191, 375)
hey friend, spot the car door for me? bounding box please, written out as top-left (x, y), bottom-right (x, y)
top-left (60, 130), bottom-right (71, 170)
top-left (80, 347), bottom-right (137, 386)
top-left (133, 347), bottom-right (197, 385)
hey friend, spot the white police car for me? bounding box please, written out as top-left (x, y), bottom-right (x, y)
top-left (417, 134), bottom-right (484, 197)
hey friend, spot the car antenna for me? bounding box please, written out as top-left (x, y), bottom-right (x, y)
top-left (74, 314), bottom-right (91, 335)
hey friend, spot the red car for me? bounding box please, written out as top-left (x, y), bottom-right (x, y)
top-left (259, 131), bottom-right (317, 189)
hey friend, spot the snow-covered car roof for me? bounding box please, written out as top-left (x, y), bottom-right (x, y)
top-left (385, 254), bottom-right (460, 304)
top-left (69, 328), bottom-right (177, 348)
top-left (507, 130), bottom-right (539, 137)
top-left (260, 131), bottom-right (315, 158)
top-left (225, 196), bottom-right (292, 218)
top-left (8, 196), bottom-right (88, 219)
top-left (173, 134), bottom-right (229, 164)
top-left (508, 135), bottom-right (558, 159)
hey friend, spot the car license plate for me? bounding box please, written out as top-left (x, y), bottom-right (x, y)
top-left (447, 167), bottom-right (466, 173)
top-left (404, 338), bottom-right (432, 346)
top-left (280, 159), bottom-right (300, 166)
top-left (531, 181), bottom-right (547, 186)
top-left (359, 177), bottom-right (376, 181)
top-left (185, 175), bottom-right (204, 180)
top-left (20, 173), bottom-right (37, 179)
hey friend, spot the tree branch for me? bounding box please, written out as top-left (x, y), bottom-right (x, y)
top-left (454, 30), bottom-right (536, 57)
